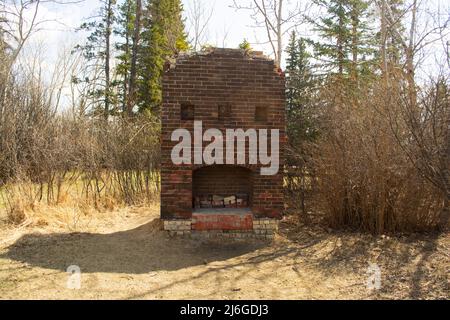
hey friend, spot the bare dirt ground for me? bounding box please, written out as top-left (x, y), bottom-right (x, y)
top-left (0, 205), bottom-right (448, 300)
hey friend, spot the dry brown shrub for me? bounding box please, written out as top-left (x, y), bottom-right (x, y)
top-left (1, 180), bottom-right (35, 224)
top-left (0, 65), bottom-right (161, 219)
top-left (309, 79), bottom-right (445, 234)
top-left (6, 201), bottom-right (26, 225)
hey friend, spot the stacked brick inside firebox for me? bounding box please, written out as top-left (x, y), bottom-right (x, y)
top-left (161, 48), bottom-right (286, 239)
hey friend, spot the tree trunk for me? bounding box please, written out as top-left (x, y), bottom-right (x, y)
top-left (122, 0), bottom-right (132, 115)
top-left (406, 0), bottom-right (418, 108)
top-left (127, 0), bottom-right (142, 117)
top-left (104, 0), bottom-right (113, 121)
top-left (276, 0), bottom-right (283, 68)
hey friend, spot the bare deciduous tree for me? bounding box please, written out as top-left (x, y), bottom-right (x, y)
top-left (0, 0), bottom-right (84, 70)
top-left (231, 0), bottom-right (310, 67)
top-left (376, 0), bottom-right (450, 105)
top-left (375, 0), bottom-right (450, 229)
top-left (187, 0), bottom-right (215, 51)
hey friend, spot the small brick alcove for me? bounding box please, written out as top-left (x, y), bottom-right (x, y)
top-left (193, 165), bottom-right (253, 209)
top-left (161, 48), bottom-right (286, 239)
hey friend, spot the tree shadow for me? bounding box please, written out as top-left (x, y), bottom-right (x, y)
top-left (0, 219), bottom-right (267, 274)
top-left (408, 233), bottom-right (441, 299)
top-left (280, 219), bottom-right (446, 299)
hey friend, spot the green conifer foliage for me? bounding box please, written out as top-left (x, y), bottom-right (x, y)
top-left (139, 0), bottom-right (189, 115)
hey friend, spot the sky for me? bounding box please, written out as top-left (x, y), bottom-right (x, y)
top-left (4, 0), bottom-right (311, 109)
top-left (34, 0), bottom-right (284, 50)
top-left (4, 0), bottom-right (449, 96)
top-left (13, 0), bottom-right (311, 68)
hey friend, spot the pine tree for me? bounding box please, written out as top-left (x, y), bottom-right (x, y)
top-left (114, 0), bottom-right (136, 114)
top-left (128, 0), bottom-right (142, 116)
top-left (285, 31), bottom-right (317, 146)
top-left (309, 0), bottom-right (375, 84)
top-left (74, 0), bottom-right (117, 119)
top-left (115, 0), bottom-right (142, 117)
top-left (138, 0), bottom-right (188, 115)
top-left (285, 31), bottom-right (318, 219)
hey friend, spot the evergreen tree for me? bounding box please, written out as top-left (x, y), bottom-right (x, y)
top-left (285, 31), bottom-right (319, 219)
top-left (115, 0), bottom-right (142, 117)
top-left (74, 0), bottom-right (117, 119)
top-left (114, 0), bottom-right (136, 114)
top-left (285, 31), bottom-right (317, 146)
top-left (138, 0), bottom-right (188, 115)
top-left (309, 0), bottom-right (375, 83)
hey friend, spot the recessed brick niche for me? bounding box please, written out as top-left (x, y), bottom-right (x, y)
top-left (161, 48), bottom-right (286, 239)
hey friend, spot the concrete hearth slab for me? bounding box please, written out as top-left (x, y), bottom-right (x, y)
top-left (193, 208), bottom-right (252, 215)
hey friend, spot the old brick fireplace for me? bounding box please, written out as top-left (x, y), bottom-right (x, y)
top-left (161, 48), bottom-right (286, 239)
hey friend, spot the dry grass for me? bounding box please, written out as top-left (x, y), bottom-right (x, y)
top-left (0, 174), bottom-right (160, 228)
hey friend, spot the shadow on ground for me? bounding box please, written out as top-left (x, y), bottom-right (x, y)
top-left (279, 218), bottom-right (448, 299)
top-left (1, 215), bottom-right (447, 299)
top-left (0, 219), bottom-right (268, 274)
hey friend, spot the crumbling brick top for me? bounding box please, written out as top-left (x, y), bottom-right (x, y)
top-left (197, 47), bottom-right (270, 59)
top-left (165, 47), bottom-right (281, 74)
top-left (188, 47), bottom-right (270, 59)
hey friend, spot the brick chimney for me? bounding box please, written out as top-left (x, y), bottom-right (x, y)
top-left (161, 48), bottom-right (286, 239)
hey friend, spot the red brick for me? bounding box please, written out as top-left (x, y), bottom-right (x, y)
top-left (161, 48), bottom-right (286, 223)
top-left (192, 213), bottom-right (253, 231)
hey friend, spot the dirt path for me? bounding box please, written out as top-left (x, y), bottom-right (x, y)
top-left (0, 206), bottom-right (448, 300)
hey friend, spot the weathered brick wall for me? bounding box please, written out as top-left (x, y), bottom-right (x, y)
top-left (161, 48), bottom-right (286, 220)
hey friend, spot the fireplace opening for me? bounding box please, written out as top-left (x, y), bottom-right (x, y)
top-left (193, 165), bottom-right (253, 211)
